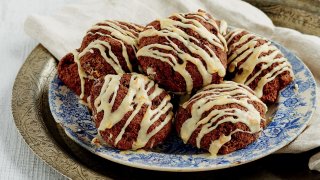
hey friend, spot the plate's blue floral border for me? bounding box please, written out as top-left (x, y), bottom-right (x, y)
top-left (49, 41), bottom-right (317, 171)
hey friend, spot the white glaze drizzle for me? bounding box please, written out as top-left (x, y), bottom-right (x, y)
top-left (74, 21), bottom-right (142, 99)
top-left (136, 11), bottom-right (227, 93)
top-left (180, 81), bottom-right (267, 156)
top-left (71, 50), bottom-right (86, 100)
top-left (225, 29), bottom-right (294, 98)
top-left (93, 74), bottom-right (173, 150)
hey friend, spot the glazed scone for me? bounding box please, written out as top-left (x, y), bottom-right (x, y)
top-left (58, 21), bottom-right (144, 101)
top-left (137, 10), bottom-right (228, 94)
top-left (90, 73), bottom-right (173, 150)
top-left (225, 29), bottom-right (294, 103)
top-left (175, 81), bottom-right (267, 156)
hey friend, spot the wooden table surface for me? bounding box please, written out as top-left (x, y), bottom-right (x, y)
top-left (0, 0), bottom-right (75, 179)
top-left (1, 0), bottom-right (319, 179)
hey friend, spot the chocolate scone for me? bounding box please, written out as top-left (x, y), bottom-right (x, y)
top-left (175, 81), bottom-right (267, 156)
top-left (225, 29), bottom-right (294, 103)
top-left (58, 21), bottom-right (144, 101)
top-left (137, 10), bottom-right (228, 94)
top-left (90, 73), bottom-right (173, 150)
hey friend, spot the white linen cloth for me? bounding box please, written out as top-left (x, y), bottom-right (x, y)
top-left (24, 0), bottom-right (320, 171)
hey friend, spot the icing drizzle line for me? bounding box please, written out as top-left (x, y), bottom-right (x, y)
top-left (73, 21), bottom-right (143, 99)
top-left (137, 10), bottom-right (228, 93)
top-left (225, 29), bottom-right (294, 98)
top-left (93, 74), bottom-right (173, 150)
top-left (180, 81), bottom-right (267, 156)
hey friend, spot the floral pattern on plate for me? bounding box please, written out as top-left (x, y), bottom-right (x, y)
top-left (49, 41), bottom-right (317, 171)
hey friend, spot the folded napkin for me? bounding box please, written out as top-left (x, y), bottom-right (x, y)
top-left (24, 0), bottom-right (320, 171)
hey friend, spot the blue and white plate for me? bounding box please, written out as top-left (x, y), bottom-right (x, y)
top-left (49, 41), bottom-right (317, 172)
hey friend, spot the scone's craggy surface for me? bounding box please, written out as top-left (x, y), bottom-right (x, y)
top-left (58, 21), bottom-right (144, 101)
top-left (137, 10), bottom-right (228, 94)
top-left (90, 73), bottom-right (173, 150)
top-left (225, 29), bottom-right (294, 103)
top-left (175, 81), bottom-right (267, 156)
